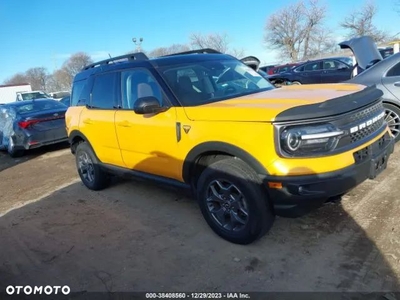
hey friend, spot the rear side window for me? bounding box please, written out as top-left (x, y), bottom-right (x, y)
top-left (386, 62), bottom-right (400, 77)
top-left (71, 80), bottom-right (86, 106)
top-left (91, 72), bottom-right (118, 109)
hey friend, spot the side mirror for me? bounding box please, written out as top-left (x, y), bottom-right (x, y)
top-left (133, 96), bottom-right (166, 114)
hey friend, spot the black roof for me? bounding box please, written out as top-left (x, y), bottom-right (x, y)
top-left (74, 49), bottom-right (235, 81)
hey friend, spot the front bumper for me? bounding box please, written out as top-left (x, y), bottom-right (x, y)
top-left (263, 132), bottom-right (395, 217)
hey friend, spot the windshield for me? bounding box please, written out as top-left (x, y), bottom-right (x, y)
top-left (158, 58), bottom-right (275, 106)
top-left (20, 92), bottom-right (51, 100)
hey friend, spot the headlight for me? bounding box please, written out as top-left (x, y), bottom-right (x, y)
top-left (280, 124), bottom-right (343, 156)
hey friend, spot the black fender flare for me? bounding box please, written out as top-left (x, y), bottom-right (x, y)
top-left (68, 130), bottom-right (100, 161)
top-left (182, 141), bottom-right (268, 184)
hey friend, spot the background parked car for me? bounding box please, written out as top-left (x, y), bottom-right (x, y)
top-left (267, 62), bottom-right (300, 75)
top-left (340, 36), bottom-right (400, 142)
top-left (16, 90), bottom-right (52, 101)
top-left (0, 99), bottom-right (68, 157)
top-left (268, 57), bottom-right (353, 85)
top-left (379, 47), bottom-right (394, 59)
top-left (259, 65), bottom-right (275, 73)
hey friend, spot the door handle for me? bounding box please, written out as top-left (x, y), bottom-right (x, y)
top-left (117, 121), bottom-right (132, 127)
top-left (394, 82), bottom-right (400, 87)
top-left (83, 119), bottom-right (93, 125)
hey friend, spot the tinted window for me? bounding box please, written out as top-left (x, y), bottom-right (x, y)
top-left (295, 66), bottom-right (304, 72)
top-left (121, 69), bottom-right (163, 109)
top-left (322, 60), bottom-right (349, 70)
top-left (91, 72), bottom-right (117, 109)
top-left (387, 62), bottom-right (400, 77)
top-left (304, 62), bottom-right (321, 71)
top-left (71, 80), bottom-right (86, 106)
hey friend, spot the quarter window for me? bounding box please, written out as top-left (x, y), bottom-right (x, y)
top-left (121, 69), bottom-right (163, 109)
top-left (91, 72), bottom-right (118, 109)
top-left (386, 62), bottom-right (400, 77)
top-left (71, 80), bottom-right (86, 106)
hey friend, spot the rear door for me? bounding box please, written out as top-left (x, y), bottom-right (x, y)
top-left (382, 61), bottom-right (400, 101)
top-left (78, 71), bottom-right (124, 167)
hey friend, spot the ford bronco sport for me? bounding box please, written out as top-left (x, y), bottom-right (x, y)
top-left (65, 49), bottom-right (395, 244)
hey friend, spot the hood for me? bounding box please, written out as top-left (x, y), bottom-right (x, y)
top-left (183, 83), bottom-right (374, 122)
top-left (240, 56), bottom-right (260, 71)
top-left (339, 36), bottom-right (383, 70)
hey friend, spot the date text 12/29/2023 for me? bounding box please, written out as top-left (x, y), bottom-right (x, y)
top-left (145, 293), bottom-right (251, 299)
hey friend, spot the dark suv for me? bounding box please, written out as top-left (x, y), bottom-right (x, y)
top-left (269, 57), bottom-right (354, 85)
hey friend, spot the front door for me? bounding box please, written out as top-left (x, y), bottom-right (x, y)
top-left (320, 59), bottom-right (352, 83)
top-left (114, 68), bottom-right (180, 180)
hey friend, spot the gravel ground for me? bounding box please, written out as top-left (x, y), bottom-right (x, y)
top-left (0, 143), bottom-right (399, 295)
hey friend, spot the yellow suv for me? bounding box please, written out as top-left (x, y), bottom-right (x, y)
top-left (65, 49), bottom-right (395, 244)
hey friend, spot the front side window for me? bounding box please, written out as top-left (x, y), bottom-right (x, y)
top-left (158, 58), bottom-right (274, 106)
top-left (91, 72), bottom-right (117, 109)
top-left (304, 62), bottom-right (322, 71)
top-left (121, 69), bottom-right (163, 109)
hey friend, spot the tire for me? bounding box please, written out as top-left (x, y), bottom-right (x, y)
top-left (383, 103), bottom-right (400, 142)
top-left (196, 157), bottom-right (275, 245)
top-left (291, 81), bottom-right (301, 85)
top-left (7, 138), bottom-right (24, 158)
top-left (75, 142), bottom-right (110, 190)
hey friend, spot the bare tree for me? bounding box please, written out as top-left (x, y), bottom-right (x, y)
top-left (189, 32), bottom-right (245, 58)
top-left (148, 44), bottom-right (191, 58)
top-left (340, 1), bottom-right (388, 42)
top-left (3, 73), bottom-right (29, 85)
top-left (25, 67), bottom-right (49, 90)
top-left (47, 69), bottom-right (72, 92)
top-left (264, 0), bottom-right (329, 61)
top-left (62, 52), bottom-right (93, 79)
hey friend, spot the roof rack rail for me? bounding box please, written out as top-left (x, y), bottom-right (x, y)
top-left (83, 52), bottom-right (149, 70)
top-left (162, 48), bottom-right (222, 57)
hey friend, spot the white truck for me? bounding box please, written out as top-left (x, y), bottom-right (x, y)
top-left (0, 83), bottom-right (32, 104)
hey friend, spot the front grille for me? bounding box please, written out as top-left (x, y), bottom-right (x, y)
top-left (333, 101), bottom-right (386, 148)
top-left (350, 118), bottom-right (384, 143)
top-left (348, 102), bottom-right (383, 123)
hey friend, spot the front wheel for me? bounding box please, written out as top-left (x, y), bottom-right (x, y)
top-left (383, 103), bottom-right (400, 142)
top-left (75, 142), bottom-right (110, 190)
top-left (196, 157), bottom-right (275, 244)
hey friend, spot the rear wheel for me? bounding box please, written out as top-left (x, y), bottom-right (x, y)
top-left (7, 138), bottom-right (24, 158)
top-left (196, 157), bottom-right (275, 245)
top-left (291, 81), bottom-right (301, 85)
top-left (383, 103), bottom-right (400, 142)
top-left (75, 142), bottom-right (110, 190)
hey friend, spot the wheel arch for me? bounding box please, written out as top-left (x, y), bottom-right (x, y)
top-left (69, 130), bottom-right (100, 161)
top-left (182, 141), bottom-right (268, 186)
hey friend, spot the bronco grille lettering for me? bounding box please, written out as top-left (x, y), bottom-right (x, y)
top-left (350, 111), bottom-right (385, 134)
